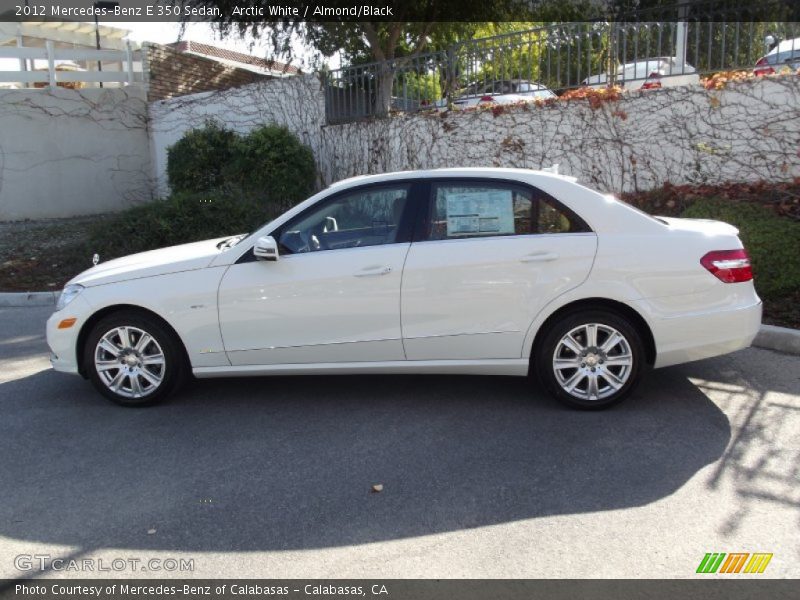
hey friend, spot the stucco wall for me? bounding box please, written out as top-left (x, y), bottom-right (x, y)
top-left (149, 74), bottom-right (800, 198)
top-left (0, 86), bottom-right (151, 220)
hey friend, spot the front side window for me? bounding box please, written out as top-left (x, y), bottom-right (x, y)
top-left (426, 182), bottom-right (588, 241)
top-left (279, 185), bottom-right (410, 254)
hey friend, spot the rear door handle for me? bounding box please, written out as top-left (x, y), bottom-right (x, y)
top-left (520, 252), bottom-right (559, 263)
top-left (354, 266), bottom-right (392, 277)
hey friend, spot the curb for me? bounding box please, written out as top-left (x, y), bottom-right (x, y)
top-left (1, 291), bottom-right (799, 356)
top-left (0, 291), bottom-right (60, 307)
top-left (753, 324), bottom-right (800, 356)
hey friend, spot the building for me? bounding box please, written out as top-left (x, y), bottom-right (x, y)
top-left (145, 41), bottom-right (299, 102)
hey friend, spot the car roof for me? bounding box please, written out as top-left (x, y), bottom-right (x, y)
top-left (327, 168), bottom-right (578, 190)
top-left (769, 36), bottom-right (800, 54)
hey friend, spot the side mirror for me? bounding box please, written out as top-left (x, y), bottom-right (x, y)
top-left (253, 235), bottom-right (279, 261)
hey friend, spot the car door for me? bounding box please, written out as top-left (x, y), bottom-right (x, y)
top-left (401, 179), bottom-right (598, 361)
top-left (218, 182), bottom-right (419, 366)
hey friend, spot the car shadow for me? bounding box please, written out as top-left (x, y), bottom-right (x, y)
top-left (0, 363), bottom-right (731, 552)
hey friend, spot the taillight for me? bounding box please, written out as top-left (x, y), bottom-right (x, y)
top-left (641, 73), bottom-right (662, 89)
top-left (479, 95), bottom-right (495, 103)
top-left (754, 57), bottom-right (775, 76)
top-left (700, 249), bottom-right (753, 283)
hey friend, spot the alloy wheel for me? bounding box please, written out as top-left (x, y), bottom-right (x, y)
top-left (551, 322), bottom-right (634, 401)
top-left (94, 326), bottom-right (166, 399)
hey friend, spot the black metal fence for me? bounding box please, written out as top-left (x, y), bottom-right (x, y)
top-left (323, 3), bottom-right (800, 123)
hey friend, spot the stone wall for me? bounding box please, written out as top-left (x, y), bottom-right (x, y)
top-left (149, 74), bottom-right (800, 198)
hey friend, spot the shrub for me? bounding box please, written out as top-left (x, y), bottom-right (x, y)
top-left (87, 188), bottom-right (282, 261)
top-left (622, 180), bottom-right (800, 221)
top-left (167, 121), bottom-right (238, 193)
top-left (166, 122), bottom-right (317, 215)
top-left (227, 125), bottom-right (317, 211)
top-left (681, 198), bottom-right (800, 301)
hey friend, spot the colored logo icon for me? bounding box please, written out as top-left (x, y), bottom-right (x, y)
top-left (697, 553), bottom-right (773, 574)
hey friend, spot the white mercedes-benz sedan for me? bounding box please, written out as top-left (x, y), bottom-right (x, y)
top-left (46, 168), bottom-right (762, 409)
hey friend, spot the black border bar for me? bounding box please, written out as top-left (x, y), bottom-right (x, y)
top-left (2, 0), bottom-right (800, 23)
top-left (2, 579), bottom-right (800, 600)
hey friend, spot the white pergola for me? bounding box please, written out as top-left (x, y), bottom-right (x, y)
top-left (0, 21), bottom-right (137, 51)
top-left (0, 22), bottom-right (143, 89)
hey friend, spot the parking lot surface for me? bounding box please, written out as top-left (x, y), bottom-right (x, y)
top-left (0, 306), bottom-right (798, 579)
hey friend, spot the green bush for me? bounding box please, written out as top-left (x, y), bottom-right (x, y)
top-left (87, 188), bottom-right (282, 260)
top-left (681, 198), bottom-right (800, 301)
top-left (167, 122), bottom-right (317, 215)
top-left (227, 125), bottom-right (317, 211)
top-left (167, 121), bottom-right (238, 193)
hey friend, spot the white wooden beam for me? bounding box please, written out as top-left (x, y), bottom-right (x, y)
top-left (0, 71), bottom-right (49, 83)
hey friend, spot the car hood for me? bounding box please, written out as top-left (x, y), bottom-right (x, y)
top-left (68, 237), bottom-right (230, 287)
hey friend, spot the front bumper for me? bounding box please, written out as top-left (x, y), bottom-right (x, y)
top-left (45, 295), bottom-right (93, 375)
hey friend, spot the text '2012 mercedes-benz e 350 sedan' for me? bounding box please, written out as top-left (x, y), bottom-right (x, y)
top-left (47, 168), bottom-right (762, 409)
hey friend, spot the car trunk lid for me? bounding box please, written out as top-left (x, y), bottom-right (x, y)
top-left (656, 216), bottom-right (740, 237)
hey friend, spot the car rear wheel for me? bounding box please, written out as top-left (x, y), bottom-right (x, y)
top-left (535, 310), bottom-right (644, 410)
top-left (83, 311), bottom-right (186, 406)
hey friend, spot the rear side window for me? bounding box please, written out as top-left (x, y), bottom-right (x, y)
top-left (426, 182), bottom-right (590, 241)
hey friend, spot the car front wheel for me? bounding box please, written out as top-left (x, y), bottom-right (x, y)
top-left (83, 311), bottom-right (186, 406)
top-left (535, 310), bottom-right (644, 410)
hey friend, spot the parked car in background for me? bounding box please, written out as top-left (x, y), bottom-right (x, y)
top-left (754, 37), bottom-right (800, 75)
top-left (582, 57), bottom-right (700, 89)
top-left (433, 79), bottom-right (557, 110)
top-left (47, 168), bottom-right (761, 410)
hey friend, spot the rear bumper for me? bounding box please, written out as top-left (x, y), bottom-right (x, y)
top-left (643, 300), bottom-right (762, 369)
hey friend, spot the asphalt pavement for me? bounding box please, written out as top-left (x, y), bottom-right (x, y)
top-left (0, 306), bottom-right (798, 579)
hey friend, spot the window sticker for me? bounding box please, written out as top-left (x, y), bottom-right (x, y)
top-left (445, 190), bottom-right (514, 236)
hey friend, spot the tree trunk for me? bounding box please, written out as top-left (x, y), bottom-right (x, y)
top-left (374, 63), bottom-right (394, 117)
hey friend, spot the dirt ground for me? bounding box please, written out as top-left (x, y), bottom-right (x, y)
top-left (0, 215), bottom-right (108, 291)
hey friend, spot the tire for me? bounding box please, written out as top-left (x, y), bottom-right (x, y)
top-left (83, 310), bottom-right (187, 407)
top-left (534, 309), bottom-right (644, 410)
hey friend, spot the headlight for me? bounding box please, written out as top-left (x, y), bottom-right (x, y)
top-left (56, 284), bottom-right (84, 311)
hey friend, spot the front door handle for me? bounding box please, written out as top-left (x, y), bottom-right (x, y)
top-left (520, 252), bottom-right (559, 263)
top-left (354, 266), bottom-right (393, 277)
